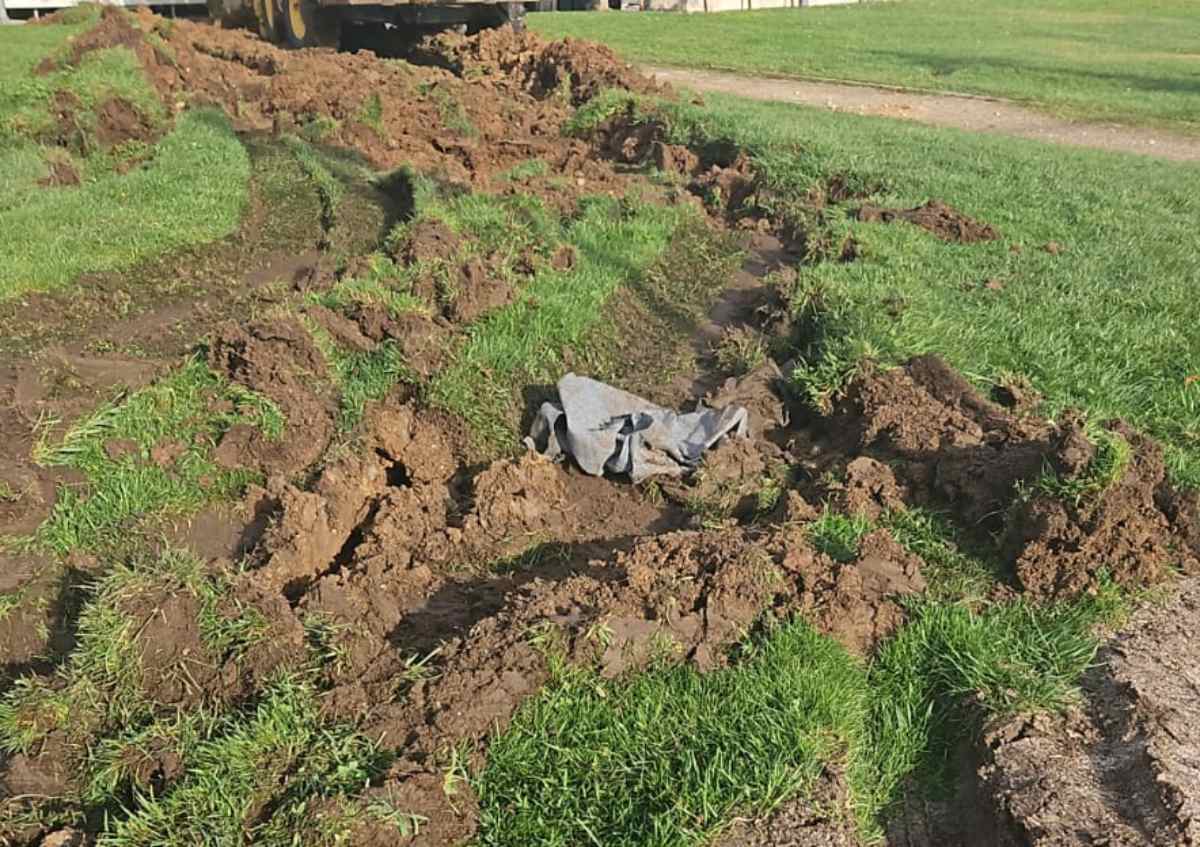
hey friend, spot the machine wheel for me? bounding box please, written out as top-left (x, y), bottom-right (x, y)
top-left (253, 0), bottom-right (280, 42)
top-left (281, 0), bottom-right (338, 47)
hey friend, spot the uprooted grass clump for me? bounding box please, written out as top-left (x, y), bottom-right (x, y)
top-left (1029, 424), bottom-right (1132, 506)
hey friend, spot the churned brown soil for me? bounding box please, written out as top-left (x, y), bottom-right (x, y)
top-left (3, 8), bottom-right (1199, 847)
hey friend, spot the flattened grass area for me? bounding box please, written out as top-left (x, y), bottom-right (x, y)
top-left (0, 12), bottom-right (250, 299)
top-left (531, 0), bottom-right (1200, 130)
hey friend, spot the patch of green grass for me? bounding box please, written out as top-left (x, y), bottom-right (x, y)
top-left (0, 548), bottom-right (268, 758)
top-left (881, 508), bottom-right (1000, 602)
top-left (805, 509), bottom-right (872, 563)
top-left (562, 88), bottom-right (655, 138)
top-left (578, 214), bottom-right (744, 405)
top-left (60, 46), bottom-right (168, 134)
top-left (94, 676), bottom-right (397, 847)
top-left (0, 108), bottom-right (250, 299)
top-left (225, 382), bottom-right (286, 443)
top-left (0, 678), bottom-right (72, 754)
top-left (1, 570), bottom-right (152, 754)
top-left (602, 92), bottom-right (1200, 485)
top-left (0, 550), bottom-right (404, 843)
top-left (501, 158), bottom-right (550, 182)
top-left (1030, 425), bottom-right (1132, 505)
top-left (356, 92), bottom-right (385, 133)
top-left (0, 141), bottom-right (54, 215)
top-left (299, 114), bottom-right (340, 144)
top-left (531, 0), bottom-right (1200, 130)
top-left (478, 620), bottom-right (867, 847)
top-left (423, 83), bottom-right (477, 138)
top-left (334, 342), bottom-right (415, 431)
top-left (431, 195), bottom-right (690, 449)
top-left (301, 612), bottom-right (352, 676)
top-left (308, 253), bottom-right (428, 318)
top-left (0, 588), bottom-right (24, 623)
top-left (714, 326), bottom-right (767, 375)
top-left (421, 189), bottom-right (560, 264)
top-left (478, 581), bottom-right (1130, 844)
top-left (0, 12), bottom-right (238, 297)
top-left (19, 358), bottom-right (277, 555)
top-left (857, 583), bottom-right (1128, 821)
top-left (302, 316), bottom-right (416, 431)
top-left (0, 12), bottom-right (90, 72)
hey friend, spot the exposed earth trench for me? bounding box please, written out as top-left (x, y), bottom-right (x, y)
top-left (1, 8), bottom-right (1199, 847)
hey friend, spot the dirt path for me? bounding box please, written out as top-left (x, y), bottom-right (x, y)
top-left (644, 66), bottom-right (1200, 163)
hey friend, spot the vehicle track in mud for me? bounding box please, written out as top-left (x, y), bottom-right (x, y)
top-left (2, 9), bottom-right (1200, 846)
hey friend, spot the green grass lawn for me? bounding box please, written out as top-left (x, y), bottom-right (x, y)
top-left (531, 0), bottom-right (1200, 130)
top-left (0, 12), bottom-right (250, 299)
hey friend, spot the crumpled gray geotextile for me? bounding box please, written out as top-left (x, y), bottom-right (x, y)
top-left (524, 373), bottom-right (749, 483)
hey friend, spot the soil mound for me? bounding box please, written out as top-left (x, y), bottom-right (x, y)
top-left (857, 199), bottom-right (999, 243)
top-left (145, 16), bottom-right (663, 200)
top-left (825, 355), bottom-right (1054, 529)
top-left (817, 356), bottom-right (1197, 598)
top-left (1006, 420), bottom-right (1199, 598)
top-left (419, 29), bottom-right (660, 106)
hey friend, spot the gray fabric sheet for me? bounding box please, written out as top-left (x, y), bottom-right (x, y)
top-left (524, 373), bottom-right (749, 483)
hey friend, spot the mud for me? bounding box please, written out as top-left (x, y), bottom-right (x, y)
top-left (857, 200), bottom-right (1000, 243)
top-left (208, 318), bottom-right (337, 476)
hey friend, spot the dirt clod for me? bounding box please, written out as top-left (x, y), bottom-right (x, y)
top-left (857, 199), bottom-right (999, 243)
top-left (1007, 421), bottom-right (1192, 598)
top-left (208, 318), bottom-right (335, 475)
